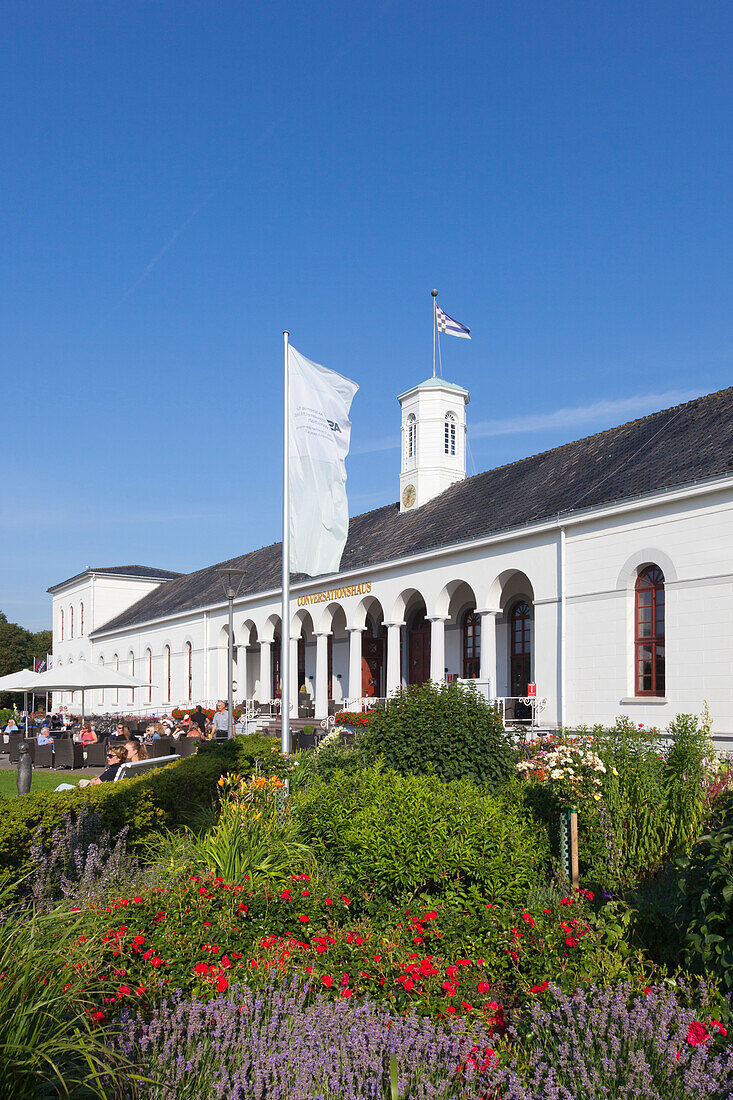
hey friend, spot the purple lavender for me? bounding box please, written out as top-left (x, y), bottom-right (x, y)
top-left (111, 979), bottom-right (733, 1099)
top-left (489, 980), bottom-right (733, 1099)
top-left (112, 978), bottom-right (495, 1098)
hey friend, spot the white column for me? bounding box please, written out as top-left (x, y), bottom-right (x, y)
top-left (386, 623), bottom-right (402, 695)
top-left (478, 610), bottom-right (498, 697)
top-left (259, 641), bottom-right (272, 703)
top-left (289, 636), bottom-right (300, 716)
top-left (237, 644), bottom-right (248, 701)
top-left (347, 627), bottom-right (363, 705)
top-left (314, 632), bottom-right (330, 719)
top-left (428, 616), bottom-right (448, 683)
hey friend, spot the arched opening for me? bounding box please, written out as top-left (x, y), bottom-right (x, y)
top-left (406, 595), bottom-right (430, 686)
top-left (60, 609), bottom-right (64, 641)
top-left (362, 599), bottom-right (385, 698)
top-left (635, 565), bottom-right (665, 696)
top-left (128, 651), bottom-right (135, 704)
top-left (69, 605), bottom-right (74, 640)
top-left (79, 602), bottom-right (84, 636)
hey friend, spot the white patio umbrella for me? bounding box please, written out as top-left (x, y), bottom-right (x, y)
top-left (0, 668), bottom-right (43, 736)
top-left (30, 663), bottom-right (156, 725)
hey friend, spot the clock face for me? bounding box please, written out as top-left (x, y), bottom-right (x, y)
top-left (402, 484), bottom-right (416, 509)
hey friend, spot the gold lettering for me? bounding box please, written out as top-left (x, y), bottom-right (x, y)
top-left (295, 580), bottom-right (373, 607)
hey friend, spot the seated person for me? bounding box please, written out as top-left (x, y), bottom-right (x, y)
top-left (5, 717), bottom-right (18, 733)
top-left (90, 745), bottom-right (128, 784)
top-left (171, 725), bottom-right (187, 740)
top-left (80, 722), bottom-right (97, 746)
top-left (124, 737), bottom-right (148, 762)
top-left (111, 723), bottom-right (130, 741)
top-left (36, 725), bottom-right (54, 746)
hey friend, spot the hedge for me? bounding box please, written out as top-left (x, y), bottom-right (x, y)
top-left (0, 735), bottom-right (278, 881)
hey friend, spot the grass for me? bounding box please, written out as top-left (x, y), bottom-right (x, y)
top-left (0, 766), bottom-right (100, 799)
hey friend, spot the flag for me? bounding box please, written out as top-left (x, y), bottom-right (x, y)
top-left (288, 344), bottom-right (359, 577)
top-left (436, 306), bottom-right (471, 339)
top-left (34, 658), bottom-right (47, 673)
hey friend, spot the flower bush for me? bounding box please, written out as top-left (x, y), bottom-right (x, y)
top-left (516, 736), bottom-right (610, 807)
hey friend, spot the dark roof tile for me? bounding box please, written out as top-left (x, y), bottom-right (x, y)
top-left (92, 387), bottom-right (733, 636)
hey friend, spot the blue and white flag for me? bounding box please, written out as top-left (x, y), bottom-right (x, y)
top-left (436, 306), bottom-right (471, 339)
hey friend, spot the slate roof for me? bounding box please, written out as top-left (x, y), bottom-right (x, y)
top-left (48, 565), bottom-right (183, 593)
top-left (92, 387), bottom-right (733, 636)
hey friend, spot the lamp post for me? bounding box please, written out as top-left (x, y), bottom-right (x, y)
top-left (216, 568), bottom-right (247, 738)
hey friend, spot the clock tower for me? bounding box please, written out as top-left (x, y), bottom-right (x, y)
top-left (398, 376), bottom-right (470, 513)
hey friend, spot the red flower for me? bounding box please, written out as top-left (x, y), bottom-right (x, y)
top-left (521, 912), bottom-right (535, 926)
top-left (477, 981), bottom-right (491, 994)
top-left (216, 975), bottom-right (228, 992)
top-left (531, 981), bottom-right (549, 993)
top-left (298, 914), bottom-right (309, 923)
top-left (302, 889), bottom-right (310, 897)
top-left (220, 956), bottom-right (232, 969)
top-left (132, 935), bottom-right (145, 946)
top-left (135, 986), bottom-right (146, 995)
top-left (118, 985), bottom-right (131, 995)
top-left (281, 889), bottom-right (291, 900)
top-left (90, 1010), bottom-right (105, 1023)
top-left (687, 1022), bottom-right (709, 1047)
top-left (322, 975), bottom-right (333, 988)
top-left (710, 1020), bottom-right (728, 1037)
top-left (150, 958), bottom-right (163, 968)
top-left (564, 936), bottom-right (578, 948)
top-left (423, 911), bottom-right (438, 921)
top-left (441, 982), bottom-right (457, 995)
top-left (341, 988), bottom-right (352, 997)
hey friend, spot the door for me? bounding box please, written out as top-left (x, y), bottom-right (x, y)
top-left (408, 615), bottom-right (431, 685)
top-left (362, 634), bottom-right (384, 696)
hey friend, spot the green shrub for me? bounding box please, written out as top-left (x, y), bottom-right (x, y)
top-left (361, 680), bottom-right (513, 789)
top-left (0, 886), bottom-right (129, 1096)
top-left (675, 793), bottom-right (733, 990)
top-left (0, 734), bottom-right (278, 881)
top-left (293, 763), bottom-right (545, 908)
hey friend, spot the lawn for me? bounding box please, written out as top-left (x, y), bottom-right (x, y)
top-left (0, 767), bottom-right (99, 799)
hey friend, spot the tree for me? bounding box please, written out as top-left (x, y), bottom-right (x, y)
top-left (0, 612), bottom-right (52, 708)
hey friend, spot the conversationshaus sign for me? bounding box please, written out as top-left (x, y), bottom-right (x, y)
top-left (297, 581), bottom-right (372, 607)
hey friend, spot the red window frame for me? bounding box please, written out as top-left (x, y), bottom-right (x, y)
top-left (510, 601), bottom-right (532, 696)
top-left (462, 610), bottom-right (480, 678)
top-left (635, 566), bottom-right (665, 696)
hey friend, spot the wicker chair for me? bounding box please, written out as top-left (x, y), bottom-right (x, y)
top-left (84, 741), bottom-right (108, 767)
top-left (34, 743), bottom-right (54, 769)
top-left (150, 738), bottom-right (173, 759)
top-left (53, 740), bottom-right (84, 770)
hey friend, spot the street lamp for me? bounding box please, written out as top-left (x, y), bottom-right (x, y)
top-left (216, 567), bottom-right (248, 738)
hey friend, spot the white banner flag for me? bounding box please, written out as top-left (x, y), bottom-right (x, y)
top-left (288, 344), bottom-right (359, 576)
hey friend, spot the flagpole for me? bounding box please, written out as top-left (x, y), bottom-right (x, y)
top-left (281, 330), bottom-right (291, 757)
top-left (431, 288), bottom-right (438, 377)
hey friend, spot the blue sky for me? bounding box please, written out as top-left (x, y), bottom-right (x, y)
top-left (3, 1), bottom-right (732, 630)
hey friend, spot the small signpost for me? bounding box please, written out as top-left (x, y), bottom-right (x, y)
top-left (527, 682), bottom-right (537, 697)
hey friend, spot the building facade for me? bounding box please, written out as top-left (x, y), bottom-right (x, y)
top-left (48, 380), bottom-right (733, 749)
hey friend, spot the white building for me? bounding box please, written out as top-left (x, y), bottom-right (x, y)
top-left (48, 377), bottom-right (733, 749)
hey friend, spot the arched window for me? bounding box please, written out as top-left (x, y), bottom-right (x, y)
top-left (60, 609), bottom-right (64, 641)
top-left (444, 412), bottom-right (456, 456)
top-left (99, 656), bottom-right (104, 705)
top-left (128, 651), bottom-right (135, 703)
top-left (114, 654), bottom-right (119, 704)
top-left (510, 601), bottom-right (532, 696)
top-left (407, 414), bottom-right (417, 461)
top-left (186, 642), bottom-right (193, 701)
top-left (462, 610), bottom-right (481, 678)
top-left (146, 649), bottom-right (153, 704)
top-left (635, 566), bottom-right (665, 696)
top-left (79, 602), bottom-right (84, 636)
top-left (69, 605), bottom-right (74, 640)
top-left (164, 645), bottom-right (171, 701)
